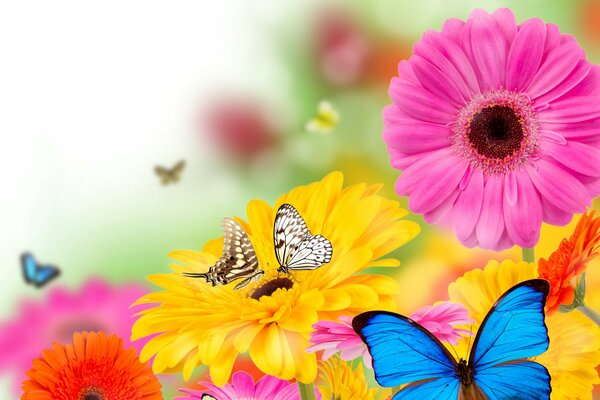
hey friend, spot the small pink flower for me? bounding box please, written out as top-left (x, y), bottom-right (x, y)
top-left (309, 303), bottom-right (473, 367)
top-left (176, 371), bottom-right (320, 400)
top-left (410, 301), bottom-right (474, 346)
top-left (0, 278), bottom-right (150, 393)
top-left (307, 316), bottom-right (373, 368)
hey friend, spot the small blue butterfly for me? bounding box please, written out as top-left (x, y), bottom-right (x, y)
top-left (21, 253), bottom-right (60, 288)
top-left (352, 279), bottom-right (551, 400)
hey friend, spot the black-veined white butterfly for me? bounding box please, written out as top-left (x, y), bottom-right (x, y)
top-left (274, 203), bottom-right (333, 273)
top-left (154, 159), bottom-right (185, 185)
top-left (183, 218), bottom-right (264, 289)
top-left (201, 394), bottom-right (217, 400)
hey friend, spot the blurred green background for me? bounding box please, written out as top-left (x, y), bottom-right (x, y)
top-left (1, 0), bottom-right (599, 397)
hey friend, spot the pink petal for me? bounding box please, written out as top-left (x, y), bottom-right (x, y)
top-left (397, 60), bottom-right (420, 86)
top-left (492, 8), bottom-right (517, 44)
top-left (526, 157), bottom-right (590, 213)
top-left (544, 140), bottom-right (600, 177)
top-left (408, 157), bottom-right (468, 214)
top-left (496, 229), bottom-right (516, 251)
top-left (414, 36), bottom-right (471, 102)
top-left (423, 188), bottom-right (459, 225)
top-left (543, 23), bottom-right (562, 55)
top-left (568, 64), bottom-right (600, 97)
top-left (533, 60), bottom-right (591, 105)
top-left (541, 196), bottom-right (574, 226)
top-left (539, 96), bottom-right (600, 123)
top-left (410, 55), bottom-right (465, 107)
top-left (389, 79), bottom-right (457, 124)
top-left (542, 119), bottom-right (600, 140)
top-left (255, 374), bottom-right (289, 397)
top-left (383, 121), bottom-right (452, 154)
top-left (441, 18), bottom-right (465, 43)
top-left (476, 174), bottom-right (505, 250)
top-left (527, 42), bottom-right (584, 100)
top-left (503, 172), bottom-right (542, 247)
top-left (394, 148), bottom-right (453, 195)
top-left (424, 31), bottom-right (480, 95)
top-left (469, 11), bottom-right (508, 90)
top-left (505, 18), bottom-right (546, 91)
top-left (231, 371), bottom-right (257, 398)
top-left (452, 169), bottom-right (484, 242)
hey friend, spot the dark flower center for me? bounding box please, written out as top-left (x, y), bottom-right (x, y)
top-left (80, 388), bottom-right (104, 400)
top-left (467, 105), bottom-right (524, 160)
top-left (251, 277), bottom-right (294, 300)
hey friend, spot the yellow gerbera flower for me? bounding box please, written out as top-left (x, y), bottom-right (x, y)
top-left (318, 356), bottom-right (389, 400)
top-left (448, 259), bottom-right (600, 400)
top-left (131, 172), bottom-right (419, 386)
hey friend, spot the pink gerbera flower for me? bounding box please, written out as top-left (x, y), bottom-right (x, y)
top-left (176, 371), bottom-right (320, 400)
top-left (309, 302), bottom-right (472, 368)
top-left (0, 278), bottom-right (148, 393)
top-left (384, 8), bottom-right (600, 250)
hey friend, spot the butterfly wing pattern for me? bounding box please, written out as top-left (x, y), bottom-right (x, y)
top-left (183, 218), bottom-right (263, 290)
top-left (21, 253), bottom-right (60, 288)
top-left (273, 204), bottom-right (332, 273)
top-left (200, 395), bottom-right (217, 400)
top-left (353, 279), bottom-right (551, 400)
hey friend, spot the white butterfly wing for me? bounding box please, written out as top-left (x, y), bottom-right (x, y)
top-left (274, 204), bottom-right (332, 271)
top-left (286, 234), bottom-right (332, 270)
top-left (201, 395), bottom-right (217, 400)
top-left (274, 204), bottom-right (312, 267)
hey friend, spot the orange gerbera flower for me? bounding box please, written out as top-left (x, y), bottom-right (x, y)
top-left (21, 331), bottom-right (162, 400)
top-left (538, 211), bottom-right (600, 314)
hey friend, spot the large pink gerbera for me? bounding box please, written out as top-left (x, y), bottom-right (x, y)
top-left (384, 8), bottom-right (600, 250)
top-left (0, 279), bottom-right (149, 393)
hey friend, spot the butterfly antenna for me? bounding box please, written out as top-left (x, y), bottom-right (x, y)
top-left (448, 342), bottom-right (461, 362)
top-left (465, 323), bottom-right (475, 361)
top-left (182, 272), bottom-right (210, 282)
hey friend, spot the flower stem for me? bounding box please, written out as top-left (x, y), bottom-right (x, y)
top-left (522, 247), bottom-right (535, 263)
top-left (577, 303), bottom-right (600, 328)
top-left (297, 382), bottom-right (316, 400)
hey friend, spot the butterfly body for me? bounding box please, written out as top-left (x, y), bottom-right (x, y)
top-left (353, 280), bottom-right (551, 400)
top-left (21, 253), bottom-right (60, 288)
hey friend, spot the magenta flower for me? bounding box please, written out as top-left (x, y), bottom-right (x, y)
top-left (410, 301), bottom-right (474, 345)
top-left (176, 371), bottom-right (320, 400)
top-left (0, 278), bottom-right (149, 393)
top-left (384, 8), bottom-right (600, 250)
top-left (309, 303), bottom-right (472, 367)
top-left (307, 316), bottom-right (373, 368)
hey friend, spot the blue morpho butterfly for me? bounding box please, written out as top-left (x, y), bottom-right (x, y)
top-left (21, 253), bottom-right (60, 288)
top-left (352, 279), bottom-right (551, 400)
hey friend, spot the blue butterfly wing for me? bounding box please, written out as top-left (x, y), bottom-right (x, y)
top-left (21, 253), bottom-right (38, 283)
top-left (470, 279), bottom-right (551, 399)
top-left (474, 361), bottom-right (550, 400)
top-left (393, 377), bottom-right (460, 400)
top-left (470, 279), bottom-right (550, 368)
top-left (352, 311), bottom-right (458, 398)
top-left (34, 265), bottom-right (60, 286)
